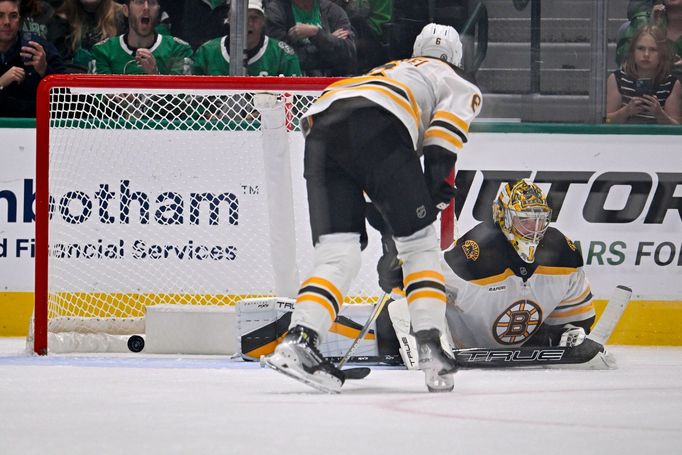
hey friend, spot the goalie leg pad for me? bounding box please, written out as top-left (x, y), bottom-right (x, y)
top-left (387, 298), bottom-right (419, 369)
top-left (388, 298), bottom-right (455, 371)
top-left (375, 299), bottom-right (404, 365)
top-left (237, 298), bottom-right (294, 361)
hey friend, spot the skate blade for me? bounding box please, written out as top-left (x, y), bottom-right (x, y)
top-left (264, 352), bottom-right (342, 394)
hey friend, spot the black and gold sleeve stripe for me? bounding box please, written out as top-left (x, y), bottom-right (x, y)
top-left (424, 111), bottom-right (470, 150)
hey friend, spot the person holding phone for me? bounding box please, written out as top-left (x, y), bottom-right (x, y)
top-left (0, 0), bottom-right (64, 117)
top-left (606, 25), bottom-right (681, 124)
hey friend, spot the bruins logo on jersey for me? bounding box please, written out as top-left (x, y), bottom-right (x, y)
top-left (566, 236), bottom-right (577, 251)
top-left (461, 240), bottom-right (480, 261)
top-left (492, 300), bottom-right (542, 345)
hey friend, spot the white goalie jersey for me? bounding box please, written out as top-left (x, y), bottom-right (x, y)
top-left (442, 221), bottom-right (596, 349)
top-left (303, 57), bottom-right (483, 156)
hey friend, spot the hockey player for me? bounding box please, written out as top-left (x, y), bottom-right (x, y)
top-left (192, 0), bottom-right (302, 76)
top-left (91, 0), bottom-right (193, 74)
top-left (263, 23), bottom-right (483, 393)
top-left (442, 179), bottom-right (595, 349)
top-left (383, 179), bottom-right (596, 353)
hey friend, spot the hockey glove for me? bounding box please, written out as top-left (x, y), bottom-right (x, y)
top-left (377, 234), bottom-right (403, 294)
top-left (423, 145), bottom-right (457, 210)
top-left (559, 324), bottom-right (587, 347)
top-left (377, 250), bottom-right (403, 294)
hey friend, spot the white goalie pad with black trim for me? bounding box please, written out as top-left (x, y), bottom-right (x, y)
top-left (237, 297), bottom-right (381, 361)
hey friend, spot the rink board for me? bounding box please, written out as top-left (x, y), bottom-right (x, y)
top-left (1, 126), bottom-right (681, 342)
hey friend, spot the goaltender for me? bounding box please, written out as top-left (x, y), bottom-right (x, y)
top-left (383, 179), bottom-right (596, 352)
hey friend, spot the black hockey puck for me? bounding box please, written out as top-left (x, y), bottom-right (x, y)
top-left (127, 335), bottom-right (145, 353)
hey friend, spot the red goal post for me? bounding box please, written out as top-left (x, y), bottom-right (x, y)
top-left (32, 75), bottom-right (456, 355)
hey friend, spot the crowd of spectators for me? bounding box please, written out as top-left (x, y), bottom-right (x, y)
top-left (1, 0), bottom-right (370, 117)
top-left (1, 0), bottom-right (681, 123)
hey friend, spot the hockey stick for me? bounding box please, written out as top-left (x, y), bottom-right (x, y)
top-left (588, 285), bottom-right (632, 345)
top-left (385, 284), bottom-right (631, 370)
top-left (453, 338), bottom-right (608, 368)
top-left (346, 285), bottom-right (632, 375)
top-left (338, 293), bottom-right (391, 380)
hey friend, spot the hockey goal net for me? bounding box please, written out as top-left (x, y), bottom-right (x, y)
top-left (32, 75), bottom-right (454, 355)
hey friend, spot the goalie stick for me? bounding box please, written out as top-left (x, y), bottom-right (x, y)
top-left (453, 285), bottom-right (632, 369)
top-left (588, 284), bottom-right (631, 345)
top-left (389, 285), bottom-right (632, 370)
top-left (453, 338), bottom-right (610, 369)
top-left (334, 286), bottom-right (630, 379)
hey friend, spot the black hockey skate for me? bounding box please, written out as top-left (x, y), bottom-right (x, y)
top-left (415, 329), bottom-right (459, 393)
top-left (263, 325), bottom-right (345, 394)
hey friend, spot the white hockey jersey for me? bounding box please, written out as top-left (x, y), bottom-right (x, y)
top-left (442, 221), bottom-right (595, 348)
top-left (303, 57), bottom-right (482, 156)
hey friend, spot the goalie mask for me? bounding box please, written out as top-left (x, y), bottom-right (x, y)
top-left (412, 23), bottom-right (463, 67)
top-left (492, 179), bottom-right (552, 263)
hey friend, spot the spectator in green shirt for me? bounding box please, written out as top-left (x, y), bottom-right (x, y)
top-left (91, 0), bottom-right (192, 74)
top-left (193, 0), bottom-right (301, 76)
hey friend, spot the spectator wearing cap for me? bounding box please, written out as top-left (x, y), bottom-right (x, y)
top-left (193, 0), bottom-right (301, 76)
top-left (1, 0), bottom-right (65, 117)
top-left (265, 0), bottom-right (356, 76)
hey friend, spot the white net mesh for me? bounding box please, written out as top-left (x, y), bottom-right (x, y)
top-left (39, 77), bottom-right (386, 340)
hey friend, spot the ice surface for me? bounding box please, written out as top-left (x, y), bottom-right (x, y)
top-left (1, 338), bottom-right (681, 454)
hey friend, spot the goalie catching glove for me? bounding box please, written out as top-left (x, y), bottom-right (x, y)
top-left (558, 324), bottom-right (587, 348)
top-left (423, 145), bottom-right (457, 211)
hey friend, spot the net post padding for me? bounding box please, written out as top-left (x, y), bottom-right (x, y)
top-left (256, 93), bottom-right (299, 298)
